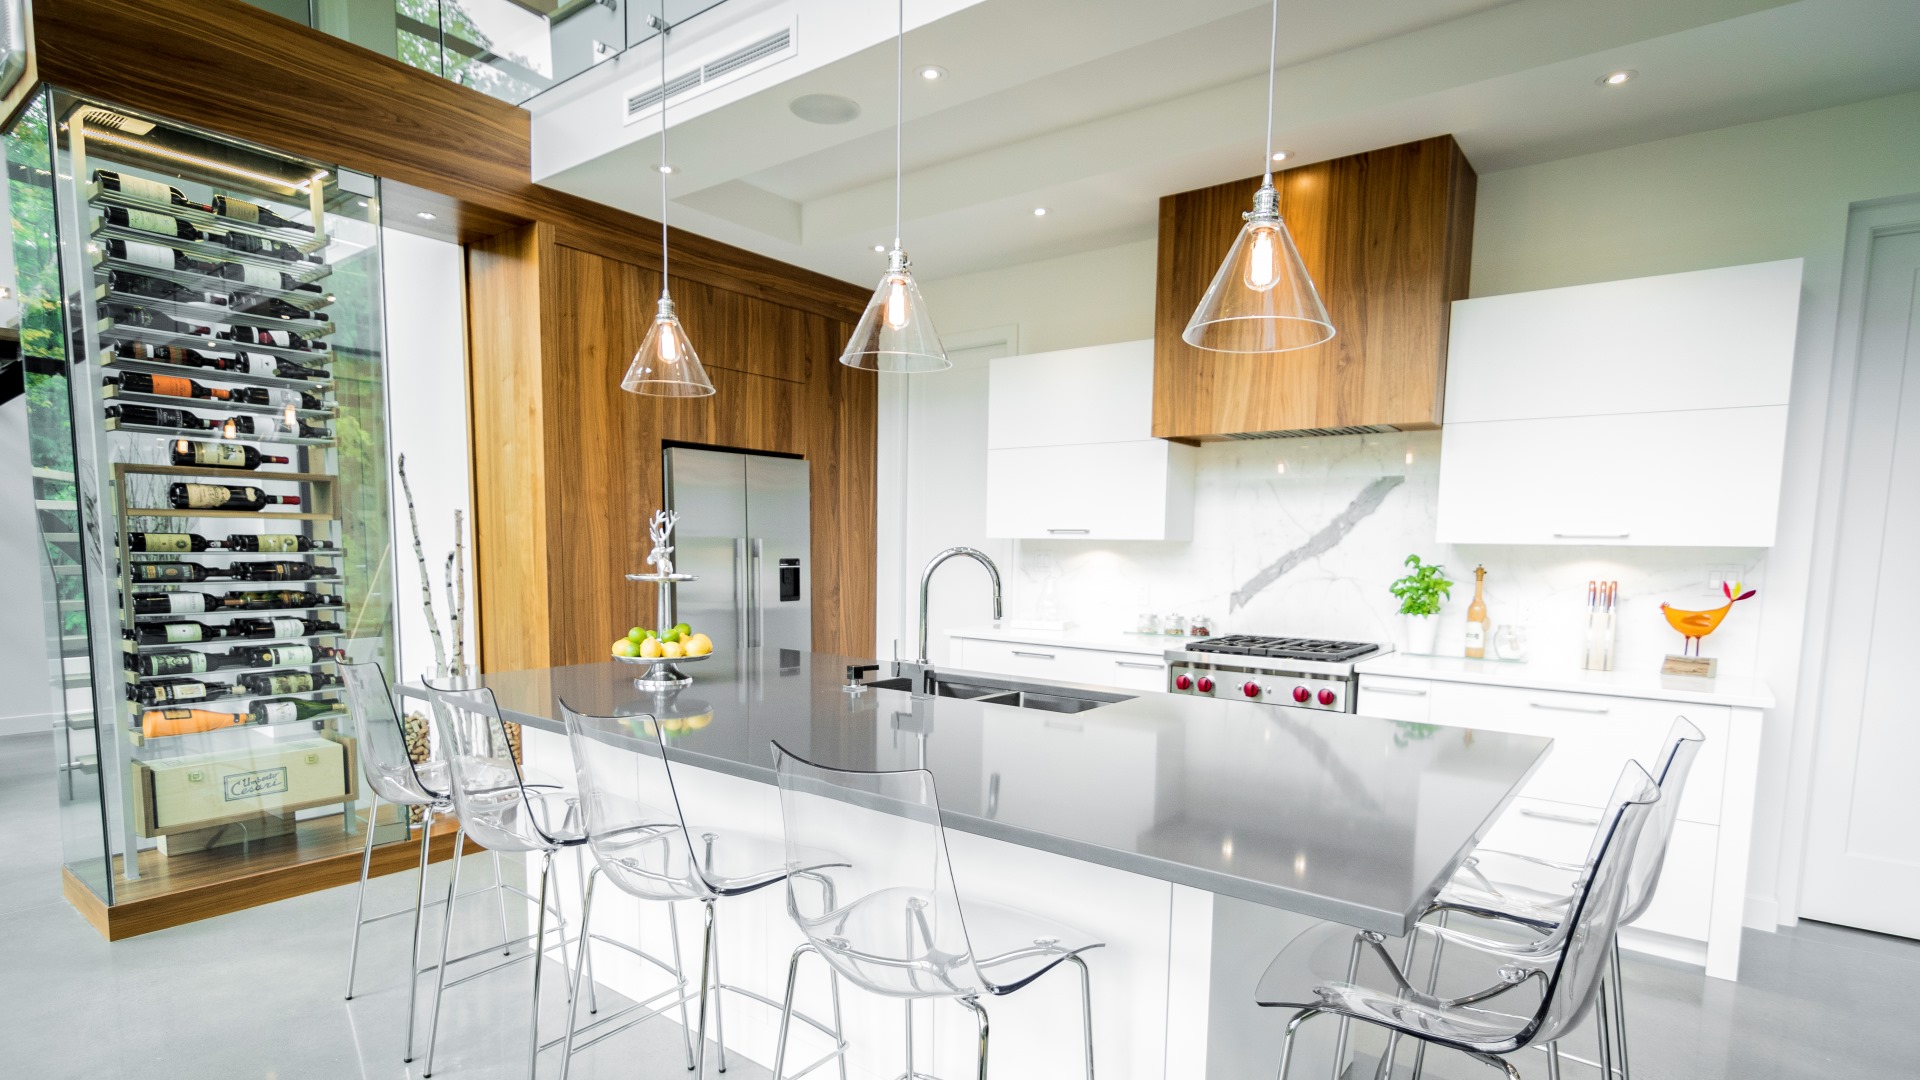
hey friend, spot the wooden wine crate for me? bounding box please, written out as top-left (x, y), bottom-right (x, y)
top-left (132, 733), bottom-right (357, 838)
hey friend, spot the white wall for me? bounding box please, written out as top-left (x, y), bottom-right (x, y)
top-left (380, 227), bottom-right (477, 684)
top-left (0, 396), bottom-right (57, 737)
top-left (898, 87), bottom-right (1920, 930)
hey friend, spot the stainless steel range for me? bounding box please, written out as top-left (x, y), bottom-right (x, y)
top-left (1165, 635), bottom-right (1388, 712)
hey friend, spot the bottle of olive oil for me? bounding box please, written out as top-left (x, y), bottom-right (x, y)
top-left (1464, 565), bottom-right (1490, 659)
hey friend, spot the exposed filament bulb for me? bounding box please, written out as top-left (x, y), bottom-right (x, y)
top-left (884, 277), bottom-right (911, 330)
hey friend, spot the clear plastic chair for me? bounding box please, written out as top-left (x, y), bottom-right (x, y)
top-left (1254, 761), bottom-right (1663, 1080)
top-left (557, 701), bottom-right (846, 1080)
top-left (1407, 718), bottom-right (1706, 1080)
top-left (420, 677), bottom-right (586, 1079)
top-left (770, 740), bottom-right (1102, 1080)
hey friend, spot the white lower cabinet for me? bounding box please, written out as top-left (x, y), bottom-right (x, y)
top-left (953, 637), bottom-right (1168, 692)
top-left (1358, 673), bottom-right (1761, 979)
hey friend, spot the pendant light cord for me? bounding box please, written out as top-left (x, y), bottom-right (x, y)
top-left (1262, 0), bottom-right (1277, 184)
top-left (660, 0), bottom-right (671, 298)
top-left (894, 0), bottom-right (904, 250)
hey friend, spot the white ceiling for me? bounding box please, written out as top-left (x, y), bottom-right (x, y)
top-left (530, 0), bottom-right (1920, 286)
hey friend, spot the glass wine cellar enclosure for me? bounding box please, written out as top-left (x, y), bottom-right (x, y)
top-left (12, 89), bottom-right (402, 913)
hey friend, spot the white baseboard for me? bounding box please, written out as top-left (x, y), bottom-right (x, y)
top-left (0, 711), bottom-right (56, 738)
top-left (1745, 893), bottom-right (1782, 931)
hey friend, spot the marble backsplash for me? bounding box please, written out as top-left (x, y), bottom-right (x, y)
top-left (1003, 431), bottom-right (1770, 677)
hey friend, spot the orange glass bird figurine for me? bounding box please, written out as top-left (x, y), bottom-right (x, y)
top-left (1661, 581), bottom-right (1756, 657)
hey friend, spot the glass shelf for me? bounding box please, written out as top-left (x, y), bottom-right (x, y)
top-left (88, 219), bottom-right (331, 284)
top-left (100, 318), bottom-right (334, 365)
top-left (87, 180), bottom-right (331, 254)
top-left (98, 288), bottom-right (336, 338)
top-left (125, 551), bottom-right (343, 561)
top-left (107, 420), bottom-right (335, 447)
top-left (125, 682), bottom-right (344, 709)
top-left (128, 657), bottom-right (342, 684)
top-left (100, 352), bottom-right (333, 392)
top-left (106, 389), bottom-right (334, 420)
top-left (131, 603), bottom-right (347, 624)
top-left (93, 255), bottom-right (332, 312)
top-left (128, 577), bottom-right (344, 592)
top-left (124, 630), bottom-right (346, 654)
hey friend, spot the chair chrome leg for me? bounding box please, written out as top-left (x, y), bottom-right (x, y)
top-left (1595, 971), bottom-right (1615, 1080)
top-left (1067, 952), bottom-right (1095, 1080)
top-left (1465, 1051), bottom-right (1522, 1079)
top-left (1409, 910), bottom-right (1450, 1080)
top-left (1547, 1041), bottom-right (1563, 1080)
top-left (668, 900), bottom-right (697, 1070)
top-left (421, 824), bottom-right (466, 1076)
top-left (343, 789), bottom-right (382, 1001)
top-left (961, 996), bottom-right (990, 1080)
top-left (1331, 936), bottom-right (1362, 1080)
top-left (1610, 937), bottom-right (1631, 1080)
top-left (403, 805), bottom-right (438, 1063)
top-left (526, 850), bottom-right (556, 1080)
top-left (772, 942), bottom-right (812, 1080)
top-left (829, 966), bottom-right (849, 1080)
top-left (575, 845), bottom-right (600, 1015)
top-left (493, 851), bottom-right (512, 956)
top-left (710, 900), bottom-right (730, 1072)
top-left (692, 899), bottom-right (718, 1079)
top-left (559, 867), bottom-right (599, 1080)
top-left (905, 998), bottom-right (916, 1079)
top-left (1276, 1008), bottom-right (1322, 1080)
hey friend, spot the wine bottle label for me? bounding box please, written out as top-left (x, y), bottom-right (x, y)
top-left (140, 533), bottom-right (193, 552)
top-left (134, 564), bottom-right (195, 582)
top-left (261, 701), bottom-right (296, 724)
top-left (164, 624), bottom-right (205, 643)
top-left (151, 374), bottom-right (194, 398)
top-left (125, 209), bottom-right (179, 234)
top-left (1464, 622), bottom-right (1487, 649)
top-left (256, 535), bottom-right (300, 552)
top-left (122, 240), bottom-right (175, 269)
top-left (222, 197), bottom-right (263, 224)
top-left (239, 264), bottom-right (282, 290)
top-left (194, 444), bottom-right (249, 468)
top-left (179, 484), bottom-right (231, 508)
top-left (149, 653), bottom-right (208, 676)
top-left (268, 646), bottom-right (314, 665)
top-left (164, 593), bottom-right (207, 614)
top-left (261, 674), bottom-right (312, 694)
top-left (163, 681), bottom-right (208, 701)
top-left (116, 175), bottom-right (176, 203)
top-left (270, 618), bottom-right (304, 638)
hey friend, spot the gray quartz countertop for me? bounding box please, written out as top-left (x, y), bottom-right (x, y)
top-left (473, 649), bottom-right (1551, 935)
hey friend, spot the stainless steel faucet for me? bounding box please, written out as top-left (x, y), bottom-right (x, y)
top-left (918, 547), bottom-right (1003, 665)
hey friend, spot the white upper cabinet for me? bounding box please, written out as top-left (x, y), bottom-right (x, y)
top-left (985, 340), bottom-right (1195, 540)
top-left (1437, 259), bottom-right (1802, 547)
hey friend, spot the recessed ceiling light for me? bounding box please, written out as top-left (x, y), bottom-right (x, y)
top-left (1032, 207), bottom-right (1048, 217)
top-left (415, 211), bottom-right (436, 220)
top-left (1598, 69), bottom-right (1636, 87)
top-left (789, 93), bottom-right (862, 125)
top-left (657, 163), bottom-right (675, 174)
top-left (919, 66), bottom-right (946, 81)
top-left (872, 244), bottom-right (887, 252)
top-left (1271, 150), bottom-right (1290, 163)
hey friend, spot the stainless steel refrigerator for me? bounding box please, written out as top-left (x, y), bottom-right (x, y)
top-left (663, 447), bottom-right (811, 656)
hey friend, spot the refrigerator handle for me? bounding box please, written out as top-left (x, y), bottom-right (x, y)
top-left (749, 537), bottom-right (764, 647)
top-left (733, 537), bottom-right (748, 649)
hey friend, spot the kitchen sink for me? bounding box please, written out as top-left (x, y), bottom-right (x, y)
top-left (867, 673), bottom-right (1129, 714)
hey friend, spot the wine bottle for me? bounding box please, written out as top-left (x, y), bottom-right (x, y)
top-left (230, 297), bottom-right (329, 323)
top-left (113, 342), bottom-right (252, 374)
top-left (1464, 565), bottom-right (1490, 660)
top-left (95, 170), bottom-right (210, 211)
top-left (270, 359), bottom-right (329, 381)
top-left (249, 697), bottom-right (340, 725)
top-left (219, 230), bottom-right (312, 263)
top-left (170, 441), bottom-right (290, 471)
top-left (107, 269), bottom-right (214, 304)
top-left (224, 386), bottom-right (325, 411)
top-left (104, 303), bottom-right (216, 337)
top-left (238, 670), bottom-right (342, 696)
top-left (105, 404), bottom-right (209, 431)
top-left (128, 561), bottom-right (232, 584)
top-left (139, 707), bottom-right (261, 739)
top-left (228, 644), bottom-right (342, 668)
top-left (106, 372), bottom-right (229, 401)
top-left (133, 650), bottom-right (234, 678)
top-left (224, 533), bottom-right (333, 552)
top-left (136, 621), bottom-right (226, 645)
top-left (167, 483), bottom-right (301, 512)
top-left (131, 679), bottom-right (233, 706)
top-left (212, 195), bottom-right (314, 233)
top-left (103, 205), bottom-right (204, 239)
top-left (222, 415), bottom-right (333, 440)
top-left (228, 616), bottom-right (343, 638)
top-left (133, 592), bottom-right (212, 616)
top-left (224, 325), bottom-right (315, 351)
top-left (128, 532), bottom-right (219, 553)
top-left (232, 561), bottom-right (325, 582)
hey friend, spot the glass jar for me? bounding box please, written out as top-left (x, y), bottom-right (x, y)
top-left (1189, 614), bottom-right (1214, 637)
top-left (1163, 612), bottom-right (1188, 636)
top-left (1136, 611), bottom-right (1160, 634)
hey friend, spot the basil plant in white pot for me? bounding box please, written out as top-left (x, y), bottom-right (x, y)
top-left (1390, 554), bottom-right (1452, 655)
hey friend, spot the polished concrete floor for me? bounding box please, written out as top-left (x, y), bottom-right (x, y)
top-left (2, 730), bottom-right (1917, 1080)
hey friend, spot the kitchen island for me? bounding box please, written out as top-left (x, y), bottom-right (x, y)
top-left (464, 649), bottom-right (1552, 1080)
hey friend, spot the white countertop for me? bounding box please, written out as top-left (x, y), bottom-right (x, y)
top-left (945, 624), bottom-right (1202, 658)
top-left (1356, 652), bottom-right (1775, 709)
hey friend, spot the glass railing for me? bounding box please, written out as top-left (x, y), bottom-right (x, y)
top-left (240, 0), bottom-right (729, 107)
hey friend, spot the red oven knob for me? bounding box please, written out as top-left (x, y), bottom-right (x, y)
top-left (1318, 689), bottom-right (1337, 706)
top-left (1175, 674), bottom-right (1193, 691)
top-left (1242, 681), bottom-right (1261, 699)
top-left (1196, 676), bottom-right (1215, 693)
top-left (1292, 686), bottom-right (1311, 703)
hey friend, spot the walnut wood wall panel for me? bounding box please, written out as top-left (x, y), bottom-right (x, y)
top-left (1153, 136), bottom-right (1476, 440)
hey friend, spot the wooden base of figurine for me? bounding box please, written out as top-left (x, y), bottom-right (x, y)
top-left (1662, 654), bottom-right (1718, 678)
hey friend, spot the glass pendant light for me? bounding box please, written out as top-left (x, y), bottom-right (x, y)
top-left (1182, 0), bottom-right (1334, 354)
top-left (840, 0), bottom-right (948, 372)
top-left (621, 1), bottom-right (715, 398)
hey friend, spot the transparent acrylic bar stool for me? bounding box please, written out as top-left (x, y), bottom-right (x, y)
top-left (557, 702), bottom-right (848, 1080)
top-left (1389, 718), bottom-right (1706, 1080)
top-left (1255, 761), bottom-right (1663, 1080)
top-left (341, 662), bottom-right (514, 1063)
top-left (420, 678), bottom-right (589, 1079)
top-left (770, 740), bottom-right (1101, 1080)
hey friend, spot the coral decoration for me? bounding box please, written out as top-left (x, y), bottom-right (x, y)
top-left (1660, 581), bottom-right (1756, 657)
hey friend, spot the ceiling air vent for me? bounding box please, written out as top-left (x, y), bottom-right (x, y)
top-left (624, 18), bottom-right (798, 126)
top-left (1224, 425), bottom-right (1400, 440)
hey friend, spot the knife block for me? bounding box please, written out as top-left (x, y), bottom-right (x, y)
top-left (1583, 611), bottom-right (1616, 671)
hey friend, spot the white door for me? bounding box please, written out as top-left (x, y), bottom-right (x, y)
top-left (1800, 220), bottom-right (1920, 938)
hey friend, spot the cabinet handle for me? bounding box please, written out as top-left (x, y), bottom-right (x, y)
top-left (1012, 650), bottom-right (1056, 660)
top-left (1519, 807), bottom-right (1602, 827)
top-left (1365, 686), bottom-right (1428, 697)
top-left (1553, 532), bottom-right (1630, 540)
top-left (1115, 660), bottom-right (1163, 670)
top-left (1528, 700), bottom-right (1610, 715)
top-left (1046, 528), bottom-right (1091, 535)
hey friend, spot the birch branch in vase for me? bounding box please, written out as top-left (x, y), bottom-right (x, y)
top-left (451, 508), bottom-right (467, 676)
top-left (396, 454), bottom-right (447, 677)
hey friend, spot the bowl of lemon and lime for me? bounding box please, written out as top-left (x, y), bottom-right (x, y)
top-left (611, 622), bottom-right (715, 662)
